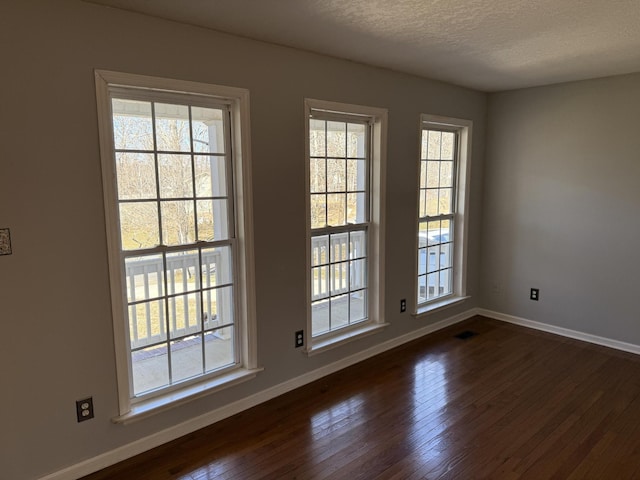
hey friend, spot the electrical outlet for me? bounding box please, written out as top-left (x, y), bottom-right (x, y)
top-left (0, 228), bottom-right (11, 256)
top-left (295, 330), bottom-right (304, 348)
top-left (76, 397), bottom-right (94, 422)
top-left (530, 288), bottom-right (539, 301)
top-left (400, 299), bottom-right (407, 313)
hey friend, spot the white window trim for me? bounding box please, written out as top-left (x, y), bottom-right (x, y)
top-left (414, 114), bottom-right (472, 318)
top-left (303, 98), bottom-right (388, 354)
top-left (94, 70), bottom-right (259, 421)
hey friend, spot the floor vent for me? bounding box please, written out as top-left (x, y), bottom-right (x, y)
top-left (454, 330), bottom-right (477, 340)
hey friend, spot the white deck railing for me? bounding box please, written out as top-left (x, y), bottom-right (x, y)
top-left (126, 250), bottom-right (227, 349)
top-left (311, 232), bottom-right (365, 301)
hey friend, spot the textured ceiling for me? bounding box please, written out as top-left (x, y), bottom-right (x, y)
top-left (87, 0), bottom-right (640, 91)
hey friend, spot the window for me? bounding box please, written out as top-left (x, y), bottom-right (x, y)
top-left (416, 115), bottom-right (472, 312)
top-left (95, 71), bottom-right (258, 420)
top-left (305, 99), bottom-right (387, 353)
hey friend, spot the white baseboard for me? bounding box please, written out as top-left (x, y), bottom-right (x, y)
top-left (478, 308), bottom-right (640, 356)
top-left (40, 308), bottom-right (478, 480)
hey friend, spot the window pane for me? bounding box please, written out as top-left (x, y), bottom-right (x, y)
top-left (438, 188), bottom-right (452, 215)
top-left (192, 107), bottom-right (225, 154)
top-left (203, 285), bottom-right (234, 326)
top-left (346, 123), bottom-right (366, 158)
top-left (330, 233), bottom-right (349, 262)
top-left (327, 158), bottom-right (346, 192)
top-left (195, 155), bottom-right (227, 197)
top-left (119, 202), bottom-right (159, 250)
top-left (112, 99), bottom-right (154, 151)
top-left (331, 262), bottom-right (348, 293)
top-left (167, 293), bottom-right (201, 339)
top-left (155, 103), bottom-right (191, 152)
top-left (418, 275), bottom-right (427, 304)
top-left (418, 221), bottom-right (428, 248)
top-left (311, 299), bottom-right (330, 336)
top-left (116, 153), bottom-right (156, 200)
top-left (426, 190), bottom-right (438, 216)
top-left (125, 254), bottom-right (165, 303)
top-left (327, 193), bottom-right (346, 226)
top-left (427, 220), bottom-right (441, 245)
top-left (161, 200), bottom-right (196, 246)
top-left (205, 328), bottom-right (235, 372)
top-left (132, 343), bottom-right (168, 395)
top-left (426, 161), bottom-right (440, 188)
top-left (129, 300), bottom-right (165, 349)
top-left (350, 230), bottom-right (367, 259)
top-left (441, 132), bottom-right (455, 160)
top-left (420, 130), bottom-right (429, 159)
top-left (171, 335), bottom-right (203, 383)
top-left (418, 248), bottom-right (427, 276)
top-left (311, 235), bottom-right (329, 266)
top-left (428, 130), bottom-right (442, 160)
top-left (196, 200), bottom-right (214, 241)
top-left (166, 250), bottom-right (200, 295)
top-left (158, 154), bottom-right (193, 199)
top-left (427, 272), bottom-right (439, 299)
top-left (196, 199), bottom-right (229, 241)
top-left (427, 246), bottom-right (439, 273)
top-left (310, 194), bottom-right (327, 229)
top-left (350, 289), bottom-right (367, 323)
top-left (201, 246), bottom-right (233, 287)
top-left (312, 266), bottom-right (329, 300)
top-left (347, 159), bottom-right (366, 192)
top-left (201, 289), bottom-right (217, 328)
top-left (330, 294), bottom-right (349, 330)
top-left (440, 161), bottom-right (453, 188)
top-left (419, 161), bottom-right (427, 189)
top-left (309, 119), bottom-right (326, 156)
top-left (310, 158), bottom-right (326, 193)
top-left (350, 259), bottom-right (366, 290)
top-left (440, 269), bottom-right (452, 296)
top-left (346, 192), bottom-right (366, 224)
top-left (440, 243), bottom-right (452, 269)
top-left (326, 121), bottom-right (346, 157)
top-left (441, 219), bottom-right (451, 240)
top-left (419, 190), bottom-right (427, 218)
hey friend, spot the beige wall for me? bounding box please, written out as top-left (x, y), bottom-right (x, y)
top-left (0, 1), bottom-right (486, 478)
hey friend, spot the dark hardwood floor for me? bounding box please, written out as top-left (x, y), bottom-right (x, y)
top-left (82, 316), bottom-right (640, 479)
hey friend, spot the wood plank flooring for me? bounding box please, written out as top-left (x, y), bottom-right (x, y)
top-left (82, 316), bottom-right (640, 479)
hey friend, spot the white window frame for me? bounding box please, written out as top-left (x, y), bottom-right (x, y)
top-left (95, 70), bottom-right (259, 422)
top-left (415, 114), bottom-right (472, 316)
top-left (304, 99), bottom-right (388, 355)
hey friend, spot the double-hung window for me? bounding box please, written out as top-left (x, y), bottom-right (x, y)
top-left (95, 71), bottom-right (257, 420)
top-left (305, 99), bottom-right (387, 353)
top-left (416, 115), bottom-right (472, 312)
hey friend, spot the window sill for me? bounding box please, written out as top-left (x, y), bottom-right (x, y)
top-left (413, 295), bottom-right (470, 319)
top-left (304, 322), bottom-right (390, 356)
top-left (113, 367), bottom-right (263, 425)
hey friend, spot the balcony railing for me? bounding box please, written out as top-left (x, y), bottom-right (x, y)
top-left (125, 249), bottom-right (229, 350)
top-left (311, 231), bottom-right (365, 301)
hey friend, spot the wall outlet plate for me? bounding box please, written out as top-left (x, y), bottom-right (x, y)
top-left (0, 228), bottom-right (11, 256)
top-left (530, 288), bottom-right (539, 301)
top-left (400, 299), bottom-right (407, 313)
top-left (76, 397), bottom-right (94, 422)
top-left (295, 330), bottom-right (304, 348)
